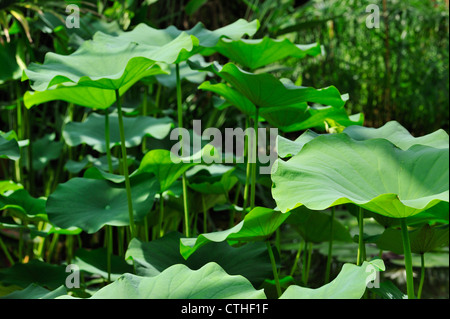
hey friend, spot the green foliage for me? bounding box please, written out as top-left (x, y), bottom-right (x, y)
top-left (0, 0), bottom-right (448, 301)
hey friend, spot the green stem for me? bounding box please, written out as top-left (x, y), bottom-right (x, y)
top-left (266, 241), bottom-right (281, 298)
top-left (304, 242), bottom-right (313, 286)
top-left (400, 218), bottom-right (415, 299)
top-left (117, 227), bottom-right (124, 257)
top-left (104, 109), bottom-right (114, 174)
top-left (18, 227), bottom-right (24, 263)
top-left (157, 193), bottom-right (165, 238)
top-left (289, 240), bottom-right (303, 277)
top-left (175, 63), bottom-right (190, 237)
top-left (243, 117), bottom-right (251, 213)
top-left (115, 90), bottom-right (136, 239)
top-left (47, 233), bottom-right (59, 263)
top-left (106, 226), bottom-right (112, 282)
top-left (357, 207), bottom-right (365, 266)
top-left (0, 235), bottom-right (14, 265)
top-left (325, 207), bottom-right (335, 284)
top-left (250, 107), bottom-right (259, 210)
top-left (417, 253), bottom-right (425, 299)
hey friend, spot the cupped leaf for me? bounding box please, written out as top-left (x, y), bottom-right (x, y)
top-left (215, 37), bottom-right (321, 70)
top-left (63, 112), bottom-right (173, 153)
top-left (23, 31), bottom-right (197, 109)
top-left (0, 132), bottom-right (20, 161)
top-left (95, 19), bottom-right (259, 56)
top-left (180, 207), bottom-right (290, 259)
top-left (216, 63), bottom-right (347, 109)
top-left (343, 121), bottom-right (449, 150)
top-left (271, 133), bottom-right (449, 218)
top-left (25, 32), bottom-right (197, 92)
top-left (23, 65), bottom-right (165, 109)
top-left (60, 262), bottom-right (266, 299)
top-left (280, 260), bottom-right (385, 299)
top-left (126, 232), bottom-right (273, 286)
top-left (46, 173), bottom-right (159, 233)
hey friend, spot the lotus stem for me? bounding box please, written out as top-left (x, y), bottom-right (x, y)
top-left (175, 63), bottom-right (190, 237)
top-left (104, 109), bottom-right (114, 173)
top-left (0, 235), bottom-right (14, 266)
top-left (325, 206), bottom-right (335, 284)
top-left (243, 117), bottom-right (251, 213)
top-left (357, 206), bottom-right (366, 266)
top-left (115, 89), bottom-right (136, 239)
top-left (157, 193), bottom-right (165, 238)
top-left (250, 107), bottom-right (259, 210)
top-left (106, 225), bottom-right (112, 282)
top-left (400, 218), bottom-right (415, 299)
top-left (266, 240), bottom-right (281, 298)
top-left (290, 240), bottom-right (303, 277)
top-left (303, 242), bottom-right (313, 286)
top-left (417, 253), bottom-right (425, 299)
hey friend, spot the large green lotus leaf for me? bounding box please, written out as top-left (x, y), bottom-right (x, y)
top-left (180, 207), bottom-right (291, 259)
top-left (65, 262), bottom-right (266, 299)
top-left (0, 284), bottom-right (67, 299)
top-left (24, 32), bottom-right (197, 91)
top-left (0, 188), bottom-right (47, 222)
top-left (21, 133), bottom-right (63, 171)
top-left (187, 165), bottom-right (238, 195)
top-left (72, 248), bottom-right (134, 281)
top-left (23, 32), bottom-right (197, 109)
top-left (215, 37), bottom-right (321, 70)
top-left (374, 224), bottom-right (449, 255)
top-left (63, 112), bottom-right (173, 153)
top-left (280, 260), bottom-right (385, 299)
top-left (23, 65), bottom-right (166, 109)
top-left (271, 133), bottom-right (449, 218)
top-left (46, 173), bottom-right (159, 233)
top-left (126, 232), bottom-right (272, 286)
top-left (0, 132), bottom-right (20, 161)
top-left (215, 63), bottom-right (346, 109)
top-left (286, 206), bottom-right (353, 243)
top-left (0, 260), bottom-right (67, 290)
top-left (198, 80), bottom-right (357, 133)
top-left (94, 19), bottom-right (259, 57)
top-left (343, 121), bottom-right (449, 150)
